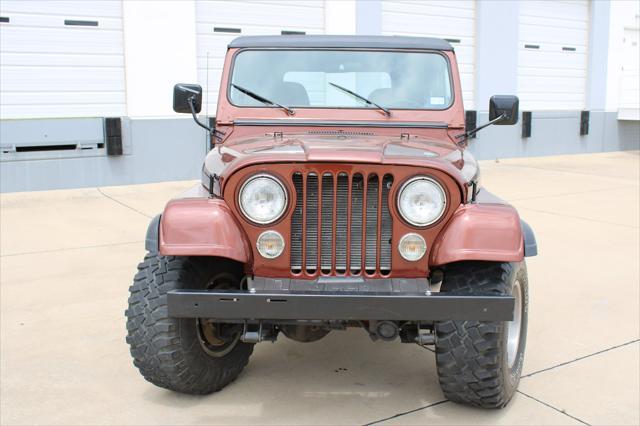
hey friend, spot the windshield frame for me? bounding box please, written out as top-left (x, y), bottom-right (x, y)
top-left (226, 48), bottom-right (455, 112)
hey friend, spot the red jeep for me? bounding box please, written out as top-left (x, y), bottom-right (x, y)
top-left (126, 35), bottom-right (537, 408)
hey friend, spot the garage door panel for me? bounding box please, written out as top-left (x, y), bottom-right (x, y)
top-left (450, 45), bottom-right (474, 66)
top-left (198, 0), bottom-right (324, 30)
top-left (520, 92), bottom-right (585, 101)
top-left (517, 0), bottom-right (589, 110)
top-left (520, 24), bottom-right (588, 46)
top-left (383, 0), bottom-right (474, 17)
top-left (520, 0), bottom-right (589, 19)
top-left (196, 23), bottom-right (323, 39)
top-left (2, 13), bottom-right (123, 30)
top-left (1, 52), bottom-right (124, 67)
top-left (517, 93), bottom-right (584, 110)
top-left (618, 26), bottom-right (640, 119)
top-left (519, 50), bottom-right (587, 69)
top-left (519, 76), bottom-right (586, 94)
top-left (2, 104), bottom-right (126, 119)
top-left (244, 0), bottom-right (323, 7)
top-left (1, 91), bottom-right (125, 106)
top-left (459, 73), bottom-right (474, 89)
top-left (519, 15), bottom-right (588, 32)
top-left (383, 13), bottom-right (474, 37)
top-left (518, 65), bottom-right (586, 78)
top-left (1, 27), bottom-right (125, 54)
top-left (1, 67), bottom-right (125, 92)
top-left (0, 1), bottom-right (126, 118)
top-left (0, 0), bottom-right (123, 18)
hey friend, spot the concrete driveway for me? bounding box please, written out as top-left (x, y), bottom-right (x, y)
top-left (1, 151), bottom-right (638, 425)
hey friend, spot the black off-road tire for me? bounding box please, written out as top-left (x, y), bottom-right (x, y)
top-left (434, 261), bottom-right (528, 408)
top-left (125, 254), bottom-right (254, 394)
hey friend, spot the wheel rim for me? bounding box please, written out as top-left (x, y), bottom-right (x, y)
top-left (507, 279), bottom-right (523, 368)
top-left (195, 272), bottom-right (242, 358)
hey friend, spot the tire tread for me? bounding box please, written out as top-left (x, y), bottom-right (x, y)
top-left (125, 254), bottom-right (253, 394)
top-left (435, 261), bottom-right (522, 408)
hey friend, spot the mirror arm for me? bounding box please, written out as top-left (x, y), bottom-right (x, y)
top-left (189, 97), bottom-right (213, 133)
top-left (455, 114), bottom-right (506, 145)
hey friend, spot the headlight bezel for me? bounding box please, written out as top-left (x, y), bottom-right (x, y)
top-left (397, 175), bottom-right (448, 228)
top-left (238, 173), bottom-right (288, 225)
top-left (256, 230), bottom-right (286, 259)
top-left (398, 233), bottom-right (427, 261)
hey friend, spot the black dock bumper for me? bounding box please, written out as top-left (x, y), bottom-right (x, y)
top-left (167, 290), bottom-right (515, 321)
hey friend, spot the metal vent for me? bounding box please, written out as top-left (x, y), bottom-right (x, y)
top-left (365, 174), bottom-right (379, 274)
top-left (305, 174), bottom-right (318, 274)
top-left (335, 173), bottom-right (349, 274)
top-left (320, 173), bottom-right (334, 274)
top-left (291, 169), bottom-right (393, 276)
top-left (290, 173), bottom-right (304, 273)
top-left (306, 130), bottom-right (375, 136)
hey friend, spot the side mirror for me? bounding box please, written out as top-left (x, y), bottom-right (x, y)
top-left (489, 95), bottom-right (519, 125)
top-left (173, 83), bottom-right (202, 113)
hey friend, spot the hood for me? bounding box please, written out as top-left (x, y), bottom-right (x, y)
top-left (205, 133), bottom-right (478, 189)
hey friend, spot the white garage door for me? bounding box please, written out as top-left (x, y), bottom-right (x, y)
top-left (196, 0), bottom-right (326, 113)
top-left (517, 0), bottom-right (590, 110)
top-left (381, 0), bottom-right (476, 109)
top-left (618, 26), bottom-right (640, 120)
top-left (0, 0), bottom-right (126, 119)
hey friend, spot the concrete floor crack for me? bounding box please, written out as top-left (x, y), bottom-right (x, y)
top-left (521, 339), bottom-right (640, 379)
top-left (0, 241), bottom-right (144, 257)
top-left (516, 390), bottom-right (590, 425)
top-left (96, 187), bottom-right (152, 219)
top-left (363, 400), bottom-right (449, 425)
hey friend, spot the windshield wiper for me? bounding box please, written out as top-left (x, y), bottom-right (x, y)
top-left (328, 82), bottom-right (391, 117)
top-left (231, 84), bottom-right (295, 116)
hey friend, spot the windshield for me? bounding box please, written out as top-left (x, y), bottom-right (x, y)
top-left (229, 50), bottom-right (453, 110)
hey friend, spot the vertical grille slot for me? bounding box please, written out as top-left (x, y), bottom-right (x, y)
top-left (350, 174), bottom-right (364, 274)
top-left (335, 173), bottom-right (349, 273)
top-left (321, 173), bottom-right (334, 274)
top-left (365, 174), bottom-right (379, 275)
top-left (305, 174), bottom-right (318, 274)
top-left (291, 173), bottom-right (304, 273)
top-left (291, 169), bottom-right (392, 276)
top-left (380, 175), bottom-right (394, 275)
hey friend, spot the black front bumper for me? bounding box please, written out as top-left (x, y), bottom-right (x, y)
top-left (167, 290), bottom-right (514, 322)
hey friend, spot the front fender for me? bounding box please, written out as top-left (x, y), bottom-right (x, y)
top-left (430, 203), bottom-right (525, 266)
top-left (158, 198), bottom-right (252, 264)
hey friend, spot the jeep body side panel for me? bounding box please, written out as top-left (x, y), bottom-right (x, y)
top-left (159, 198), bottom-right (252, 264)
top-left (430, 203), bottom-right (524, 265)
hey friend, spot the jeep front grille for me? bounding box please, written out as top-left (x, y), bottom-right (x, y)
top-left (290, 170), bottom-right (393, 276)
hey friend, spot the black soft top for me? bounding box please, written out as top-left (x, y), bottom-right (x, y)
top-left (228, 35), bottom-right (453, 51)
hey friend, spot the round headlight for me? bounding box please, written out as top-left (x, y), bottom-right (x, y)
top-left (239, 174), bottom-right (287, 224)
top-left (256, 230), bottom-right (285, 258)
top-left (398, 233), bottom-right (427, 261)
top-left (397, 177), bottom-right (446, 227)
